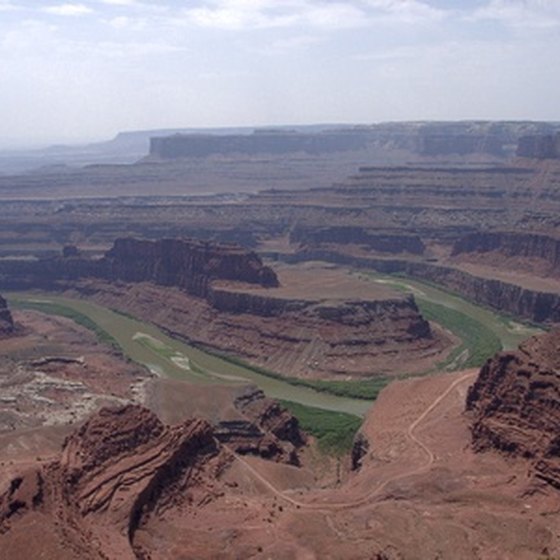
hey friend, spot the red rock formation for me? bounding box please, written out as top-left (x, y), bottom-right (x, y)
top-left (104, 237), bottom-right (279, 297)
top-left (289, 225), bottom-right (425, 255)
top-left (467, 330), bottom-right (560, 489)
top-left (451, 231), bottom-right (560, 276)
top-left (0, 237), bottom-right (279, 296)
top-left (0, 294), bottom-right (14, 336)
top-left (0, 405), bottom-right (229, 558)
top-left (215, 386), bottom-right (304, 465)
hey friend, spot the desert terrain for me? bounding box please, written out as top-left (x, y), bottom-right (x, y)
top-left (0, 122), bottom-right (559, 559)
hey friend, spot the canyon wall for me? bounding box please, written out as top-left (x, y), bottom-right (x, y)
top-left (467, 330), bottom-right (560, 489)
top-left (150, 122), bottom-right (560, 161)
top-left (517, 133), bottom-right (560, 159)
top-left (451, 231), bottom-right (560, 276)
top-left (83, 280), bottom-right (440, 378)
top-left (279, 249), bottom-right (560, 324)
top-left (290, 225), bottom-right (425, 255)
top-left (0, 237), bottom-right (279, 298)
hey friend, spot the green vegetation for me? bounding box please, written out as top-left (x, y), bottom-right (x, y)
top-left (279, 399), bottom-right (362, 455)
top-left (201, 350), bottom-right (389, 400)
top-left (416, 299), bottom-right (502, 369)
top-left (10, 299), bottom-right (121, 352)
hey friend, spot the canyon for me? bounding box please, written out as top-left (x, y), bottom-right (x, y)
top-left (0, 241), bottom-right (448, 378)
top-left (1, 122), bottom-right (560, 558)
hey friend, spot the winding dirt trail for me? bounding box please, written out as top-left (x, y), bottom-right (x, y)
top-left (226, 370), bottom-right (477, 512)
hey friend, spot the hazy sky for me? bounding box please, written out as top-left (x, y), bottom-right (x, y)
top-left (1, 0), bottom-right (559, 147)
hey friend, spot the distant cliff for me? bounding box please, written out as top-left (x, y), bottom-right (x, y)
top-left (517, 133), bottom-right (560, 159)
top-left (452, 231), bottom-right (560, 276)
top-left (0, 237), bottom-right (279, 298)
top-left (149, 122), bottom-right (560, 161)
top-left (150, 130), bottom-right (368, 158)
top-left (290, 226), bottom-right (425, 255)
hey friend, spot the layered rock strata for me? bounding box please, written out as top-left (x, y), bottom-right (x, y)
top-left (517, 133), bottom-right (560, 159)
top-left (451, 231), bottom-right (560, 277)
top-left (0, 239), bottom-right (444, 379)
top-left (467, 330), bottom-right (560, 489)
top-left (0, 237), bottom-right (278, 296)
top-left (0, 405), bottom-right (230, 559)
top-left (280, 249), bottom-right (560, 324)
top-left (215, 386), bottom-right (304, 465)
top-left (290, 225), bottom-right (425, 255)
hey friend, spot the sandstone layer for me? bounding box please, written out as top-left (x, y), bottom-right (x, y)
top-left (0, 405), bottom-right (229, 559)
top-left (467, 329), bottom-right (560, 489)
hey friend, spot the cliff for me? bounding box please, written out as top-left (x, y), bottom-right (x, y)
top-left (281, 249), bottom-right (560, 324)
top-left (290, 225), bottom-right (425, 255)
top-left (517, 133), bottom-right (560, 159)
top-left (103, 237), bottom-right (279, 297)
top-left (0, 294), bottom-right (14, 336)
top-left (0, 237), bottom-right (279, 298)
top-left (467, 330), bottom-right (560, 489)
top-left (0, 405), bottom-right (229, 559)
top-left (150, 122), bottom-right (559, 161)
top-left (150, 129), bottom-right (368, 158)
top-left (451, 231), bottom-right (560, 276)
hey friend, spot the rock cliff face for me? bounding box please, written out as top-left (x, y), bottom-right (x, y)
top-left (104, 237), bottom-right (279, 297)
top-left (290, 225), bottom-right (425, 255)
top-left (0, 405), bottom-right (229, 559)
top-left (283, 249), bottom-right (560, 324)
top-left (0, 237), bottom-right (279, 298)
top-left (452, 231), bottom-right (560, 276)
top-left (517, 133), bottom-right (560, 159)
top-left (150, 122), bottom-right (559, 161)
top-left (467, 330), bottom-right (560, 489)
top-left (150, 129), bottom-right (369, 158)
top-left (0, 294), bottom-right (14, 336)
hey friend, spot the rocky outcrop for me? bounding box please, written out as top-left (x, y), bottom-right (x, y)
top-left (351, 432), bottom-right (370, 471)
top-left (215, 386), bottom-right (304, 465)
top-left (451, 231), bottom-right (560, 276)
top-left (467, 330), bottom-right (560, 489)
top-left (0, 237), bottom-right (279, 298)
top-left (290, 225), bottom-right (425, 255)
top-left (517, 133), bottom-right (560, 159)
top-left (104, 237), bottom-right (279, 296)
top-left (0, 405), bottom-right (229, 558)
top-left (0, 294), bottom-right (13, 336)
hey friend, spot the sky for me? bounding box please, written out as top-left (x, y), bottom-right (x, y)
top-left (0, 0), bottom-right (559, 147)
